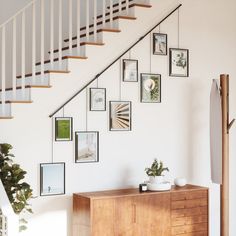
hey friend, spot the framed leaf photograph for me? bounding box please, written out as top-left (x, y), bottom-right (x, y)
top-left (40, 162), bottom-right (65, 196)
top-left (140, 73), bottom-right (161, 103)
top-left (109, 101), bottom-right (132, 131)
top-left (75, 131), bottom-right (99, 163)
top-left (123, 59), bottom-right (138, 82)
top-left (89, 88), bottom-right (106, 111)
top-left (153, 33), bottom-right (167, 55)
top-left (169, 48), bottom-right (189, 77)
top-left (55, 117), bottom-right (73, 141)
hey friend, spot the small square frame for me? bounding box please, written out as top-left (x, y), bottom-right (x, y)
top-left (55, 117), bottom-right (73, 141)
top-left (40, 162), bottom-right (65, 196)
top-left (122, 59), bottom-right (138, 82)
top-left (89, 88), bottom-right (106, 111)
top-left (75, 131), bottom-right (99, 163)
top-left (169, 48), bottom-right (189, 77)
top-left (153, 33), bottom-right (168, 55)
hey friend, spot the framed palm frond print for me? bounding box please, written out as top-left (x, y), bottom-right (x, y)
top-left (169, 48), bottom-right (189, 77)
top-left (55, 117), bottom-right (73, 141)
top-left (75, 131), bottom-right (99, 163)
top-left (122, 59), bottom-right (138, 82)
top-left (109, 101), bottom-right (132, 131)
top-left (140, 73), bottom-right (161, 103)
top-left (40, 162), bottom-right (65, 196)
top-left (153, 33), bottom-right (167, 55)
top-left (89, 88), bottom-right (106, 111)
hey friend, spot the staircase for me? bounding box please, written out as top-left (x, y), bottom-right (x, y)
top-left (0, 0), bottom-right (152, 119)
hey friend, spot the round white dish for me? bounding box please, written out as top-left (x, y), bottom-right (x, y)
top-left (147, 181), bottom-right (171, 191)
top-left (174, 178), bottom-right (187, 187)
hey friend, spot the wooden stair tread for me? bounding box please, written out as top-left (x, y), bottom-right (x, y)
top-left (17, 70), bottom-right (70, 79)
top-left (64, 28), bottom-right (121, 42)
top-left (36, 56), bottom-right (87, 66)
top-left (0, 116), bottom-right (14, 119)
top-left (0, 100), bottom-right (33, 104)
top-left (51, 42), bottom-right (104, 54)
top-left (0, 85), bottom-right (52, 92)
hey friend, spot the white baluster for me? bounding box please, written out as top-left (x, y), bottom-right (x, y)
top-left (68, 0), bottom-right (72, 55)
top-left (58, 0), bottom-right (62, 68)
top-left (12, 18), bottom-right (16, 100)
top-left (102, 0), bottom-right (105, 28)
top-left (40, 0), bottom-right (45, 81)
top-left (119, 0), bottom-right (122, 14)
top-left (76, 0), bottom-right (81, 55)
top-left (86, 0), bottom-right (89, 41)
top-left (21, 11), bottom-right (25, 98)
top-left (1, 26), bottom-right (6, 113)
top-left (93, 0), bottom-right (97, 42)
top-left (110, 0), bottom-right (113, 28)
top-left (32, 2), bottom-right (36, 84)
top-left (126, 0), bottom-right (129, 15)
top-left (50, 0), bottom-right (54, 69)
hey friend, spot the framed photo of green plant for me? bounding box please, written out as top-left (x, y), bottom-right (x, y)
top-left (140, 73), bottom-right (161, 103)
top-left (55, 117), bottom-right (73, 141)
top-left (169, 48), bottom-right (189, 77)
top-left (40, 162), bottom-right (65, 196)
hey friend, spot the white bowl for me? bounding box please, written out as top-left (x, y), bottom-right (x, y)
top-left (174, 178), bottom-right (187, 187)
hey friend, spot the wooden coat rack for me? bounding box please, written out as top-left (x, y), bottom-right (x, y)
top-left (220, 74), bottom-right (235, 236)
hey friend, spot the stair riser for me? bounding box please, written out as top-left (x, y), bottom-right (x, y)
top-left (35, 59), bottom-right (68, 73)
top-left (0, 88), bottom-right (31, 102)
top-left (16, 75), bottom-right (50, 87)
top-left (0, 104), bottom-right (12, 117)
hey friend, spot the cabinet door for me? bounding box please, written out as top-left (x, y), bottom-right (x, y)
top-left (135, 193), bottom-right (171, 236)
top-left (92, 198), bottom-right (116, 236)
top-left (115, 197), bottom-right (136, 236)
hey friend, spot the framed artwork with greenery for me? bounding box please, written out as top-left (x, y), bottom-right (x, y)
top-left (55, 117), bottom-right (73, 141)
top-left (140, 73), bottom-right (161, 103)
top-left (169, 48), bottom-right (189, 77)
top-left (75, 131), bottom-right (99, 163)
top-left (40, 162), bottom-right (65, 196)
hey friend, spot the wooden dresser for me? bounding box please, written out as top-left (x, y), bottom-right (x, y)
top-left (73, 185), bottom-right (208, 236)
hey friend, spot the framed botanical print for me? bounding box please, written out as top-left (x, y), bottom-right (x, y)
top-left (122, 59), bottom-right (138, 82)
top-left (40, 162), bottom-right (65, 196)
top-left (75, 131), bottom-right (99, 163)
top-left (55, 117), bottom-right (73, 141)
top-left (89, 88), bottom-right (106, 111)
top-left (140, 73), bottom-right (161, 103)
top-left (109, 101), bottom-right (132, 131)
top-left (169, 48), bottom-right (189, 77)
top-left (153, 33), bottom-right (167, 55)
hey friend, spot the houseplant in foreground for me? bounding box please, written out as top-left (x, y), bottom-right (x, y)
top-left (0, 143), bottom-right (33, 231)
top-left (145, 159), bottom-right (169, 184)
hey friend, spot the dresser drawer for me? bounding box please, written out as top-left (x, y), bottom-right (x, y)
top-left (172, 223), bottom-right (208, 235)
top-left (172, 206), bottom-right (208, 218)
top-left (171, 190), bottom-right (208, 201)
top-left (171, 214), bottom-right (208, 227)
top-left (171, 198), bottom-right (207, 210)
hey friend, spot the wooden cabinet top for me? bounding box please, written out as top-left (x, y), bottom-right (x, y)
top-left (73, 184), bottom-right (208, 200)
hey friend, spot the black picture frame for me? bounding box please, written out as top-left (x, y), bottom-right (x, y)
top-left (55, 117), bottom-right (73, 141)
top-left (75, 131), bottom-right (99, 163)
top-left (140, 73), bottom-right (161, 103)
top-left (169, 48), bottom-right (189, 77)
top-left (89, 88), bottom-right (106, 111)
top-left (40, 162), bottom-right (65, 196)
top-left (122, 59), bottom-right (138, 82)
top-left (153, 33), bottom-right (168, 55)
top-left (109, 101), bottom-right (132, 131)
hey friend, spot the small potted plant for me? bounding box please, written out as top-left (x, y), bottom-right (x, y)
top-left (145, 159), bottom-right (169, 184)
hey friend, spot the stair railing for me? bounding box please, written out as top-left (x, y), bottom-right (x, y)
top-left (0, 0), bottom-right (136, 117)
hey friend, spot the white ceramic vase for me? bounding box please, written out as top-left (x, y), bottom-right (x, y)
top-left (149, 176), bottom-right (164, 184)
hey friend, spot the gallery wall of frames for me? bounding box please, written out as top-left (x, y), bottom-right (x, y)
top-left (39, 30), bottom-right (189, 196)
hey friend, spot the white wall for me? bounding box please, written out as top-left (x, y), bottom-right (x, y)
top-left (0, 0), bottom-right (236, 235)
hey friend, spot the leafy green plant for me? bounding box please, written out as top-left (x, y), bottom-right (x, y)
top-left (0, 143), bottom-right (33, 231)
top-left (145, 159), bottom-right (169, 177)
